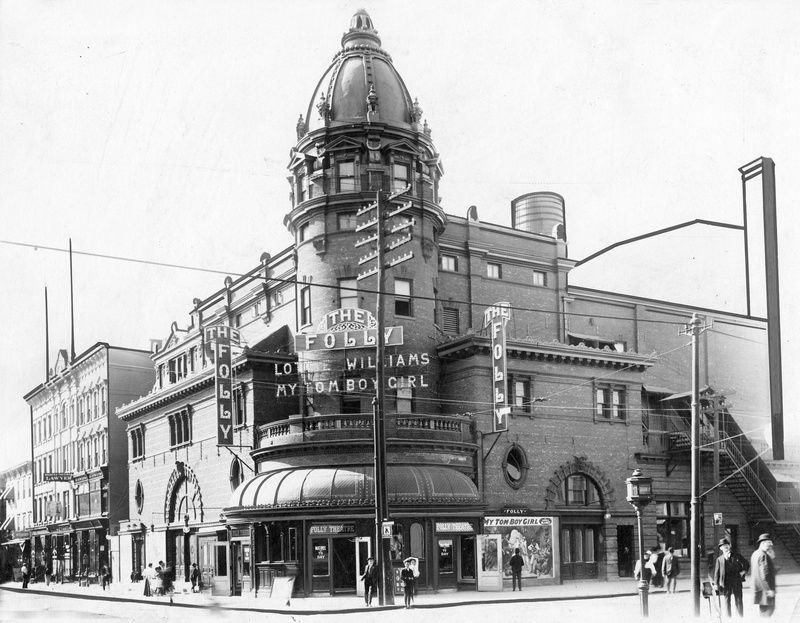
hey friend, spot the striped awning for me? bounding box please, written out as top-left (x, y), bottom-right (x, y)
top-left (0, 487), bottom-right (13, 501)
top-left (0, 516), bottom-right (14, 531)
top-left (225, 465), bottom-right (480, 513)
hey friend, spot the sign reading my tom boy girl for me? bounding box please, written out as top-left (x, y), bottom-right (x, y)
top-left (294, 307), bottom-right (403, 352)
top-left (204, 325), bottom-right (241, 446)
top-left (484, 302), bottom-right (511, 433)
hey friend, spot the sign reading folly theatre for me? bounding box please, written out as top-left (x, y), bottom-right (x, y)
top-left (279, 307), bottom-right (429, 397)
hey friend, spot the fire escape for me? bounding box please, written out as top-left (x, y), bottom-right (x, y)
top-left (640, 387), bottom-right (800, 564)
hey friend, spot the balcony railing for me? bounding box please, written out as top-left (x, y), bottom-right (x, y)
top-left (257, 412), bottom-right (474, 447)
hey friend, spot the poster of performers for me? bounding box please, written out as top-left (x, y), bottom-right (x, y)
top-left (483, 516), bottom-right (555, 579)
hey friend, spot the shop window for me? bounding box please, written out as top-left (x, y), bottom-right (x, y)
top-left (392, 162), bottom-right (410, 193)
top-left (655, 501), bottom-right (689, 556)
top-left (440, 254), bottom-right (457, 272)
top-left (312, 540), bottom-right (329, 576)
top-left (233, 386), bottom-right (246, 428)
top-left (135, 480), bottom-right (144, 514)
top-left (442, 307), bottom-right (459, 334)
top-left (438, 539), bottom-right (454, 574)
top-left (533, 270), bottom-right (547, 287)
top-left (168, 409), bottom-right (192, 448)
top-left (595, 386), bottom-right (626, 420)
top-left (502, 444), bottom-right (529, 489)
top-left (337, 211), bottom-right (357, 231)
top-left (564, 474), bottom-right (602, 507)
top-left (410, 523), bottom-right (425, 558)
top-left (338, 161), bottom-right (356, 192)
top-left (390, 524), bottom-right (404, 560)
top-left (130, 428), bottom-right (145, 461)
top-left (508, 376), bottom-right (531, 413)
top-left (300, 286), bottom-right (312, 326)
top-left (394, 279), bottom-right (412, 317)
top-left (487, 262), bottom-right (502, 279)
top-left (288, 527), bottom-right (298, 561)
top-left (339, 278), bottom-right (358, 308)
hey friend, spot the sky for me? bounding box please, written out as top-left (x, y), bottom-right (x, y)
top-left (1, 0), bottom-right (799, 471)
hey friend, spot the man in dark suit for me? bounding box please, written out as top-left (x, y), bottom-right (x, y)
top-left (360, 556), bottom-right (379, 606)
top-left (714, 538), bottom-right (744, 617)
top-left (750, 533), bottom-right (776, 617)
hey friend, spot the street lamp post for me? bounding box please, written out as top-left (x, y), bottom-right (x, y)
top-left (626, 469), bottom-right (654, 618)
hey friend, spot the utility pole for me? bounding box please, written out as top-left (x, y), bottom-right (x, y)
top-left (357, 185), bottom-right (413, 606)
top-left (683, 313), bottom-right (707, 617)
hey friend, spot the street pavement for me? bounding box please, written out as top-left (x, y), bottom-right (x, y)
top-left (2, 575), bottom-right (800, 622)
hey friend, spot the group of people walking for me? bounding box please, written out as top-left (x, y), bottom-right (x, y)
top-left (141, 561), bottom-right (174, 597)
top-left (634, 533), bottom-right (778, 618)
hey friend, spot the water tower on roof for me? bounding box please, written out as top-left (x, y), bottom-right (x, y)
top-left (511, 191), bottom-right (566, 241)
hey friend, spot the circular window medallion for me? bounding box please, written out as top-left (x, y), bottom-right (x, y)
top-left (503, 445), bottom-right (529, 489)
top-left (135, 480), bottom-right (144, 514)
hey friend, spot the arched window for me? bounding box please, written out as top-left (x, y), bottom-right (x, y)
top-left (502, 444), bottom-right (529, 489)
top-left (410, 522), bottom-right (425, 558)
top-left (564, 474), bottom-right (602, 507)
top-left (229, 458), bottom-right (244, 491)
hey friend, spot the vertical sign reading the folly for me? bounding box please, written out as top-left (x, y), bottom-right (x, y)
top-left (485, 302), bottom-right (511, 432)
top-left (205, 326), bottom-right (240, 446)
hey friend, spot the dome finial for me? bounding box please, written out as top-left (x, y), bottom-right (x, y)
top-left (342, 9), bottom-right (381, 48)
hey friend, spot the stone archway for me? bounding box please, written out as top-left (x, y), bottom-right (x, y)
top-left (543, 455), bottom-right (616, 511)
top-left (163, 461), bottom-right (204, 524)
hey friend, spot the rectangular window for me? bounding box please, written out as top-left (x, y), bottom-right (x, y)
top-left (394, 279), bottom-right (412, 317)
top-left (656, 500), bottom-right (689, 556)
top-left (396, 380), bottom-right (413, 414)
top-left (442, 307), bottom-right (459, 334)
top-left (337, 211), bottom-right (357, 231)
top-left (298, 173), bottom-right (308, 203)
top-left (339, 279), bottom-right (358, 308)
top-left (566, 475), bottom-right (587, 505)
top-left (487, 263), bottom-right (502, 279)
top-left (341, 394), bottom-right (361, 414)
top-left (595, 386), bottom-right (626, 420)
top-left (300, 286), bottom-right (312, 326)
top-left (533, 270), bottom-right (547, 287)
top-left (131, 428), bottom-right (145, 460)
top-left (338, 162), bottom-right (356, 192)
top-left (392, 163), bottom-right (409, 193)
top-left (233, 387), bottom-right (246, 428)
top-left (509, 377), bottom-right (531, 412)
top-left (169, 410), bottom-right (191, 448)
top-left (288, 527), bottom-right (298, 561)
top-left (440, 255), bottom-right (458, 272)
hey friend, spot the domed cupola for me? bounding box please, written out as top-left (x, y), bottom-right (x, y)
top-left (302, 9), bottom-right (419, 132)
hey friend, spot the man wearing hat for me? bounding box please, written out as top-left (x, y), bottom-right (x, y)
top-left (750, 533), bottom-right (776, 617)
top-left (359, 556), bottom-right (379, 606)
top-left (714, 538), bottom-right (744, 617)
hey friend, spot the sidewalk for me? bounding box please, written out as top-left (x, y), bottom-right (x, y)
top-left (3, 574), bottom-right (800, 615)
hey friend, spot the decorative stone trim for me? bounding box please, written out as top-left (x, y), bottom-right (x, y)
top-left (544, 455), bottom-right (615, 510)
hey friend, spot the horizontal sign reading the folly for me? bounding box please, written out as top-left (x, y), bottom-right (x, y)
top-left (485, 302), bottom-right (511, 432)
top-left (294, 307), bottom-right (403, 352)
top-left (204, 325), bottom-right (241, 446)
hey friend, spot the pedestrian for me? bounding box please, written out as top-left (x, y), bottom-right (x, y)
top-left (509, 547), bottom-right (524, 591)
top-left (662, 547), bottom-right (680, 594)
top-left (21, 561), bottom-right (29, 589)
top-left (714, 538), bottom-right (744, 617)
top-left (190, 563), bottom-right (201, 593)
top-left (45, 560), bottom-right (52, 586)
top-left (142, 563), bottom-right (155, 597)
top-left (649, 546), bottom-right (664, 589)
top-left (154, 564), bottom-right (164, 596)
top-left (634, 550), bottom-right (653, 584)
top-left (359, 556), bottom-right (378, 606)
top-left (750, 533), bottom-right (776, 617)
top-left (401, 557), bottom-right (416, 609)
top-left (162, 562), bottom-right (174, 595)
top-left (100, 563), bottom-right (111, 590)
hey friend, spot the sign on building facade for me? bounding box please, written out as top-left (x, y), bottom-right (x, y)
top-left (204, 326), bottom-right (241, 446)
top-left (483, 516), bottom-right (555, 579)
top-left (485, 302), bottom-right (511, 432)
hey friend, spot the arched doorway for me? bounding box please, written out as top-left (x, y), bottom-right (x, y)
top-left (164, 462), bottom-right (204, 583)
top-left (545, 457), bottom-right (615, 580)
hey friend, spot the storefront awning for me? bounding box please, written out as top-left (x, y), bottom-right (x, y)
top-left (0, 487), bottom-right (13, 501)
top-left (225, 465), bottom-right (480, 513)
top-left (1, 538), bottom-right (25, 546)
top-left (0, 516), bottom-right (14, 531)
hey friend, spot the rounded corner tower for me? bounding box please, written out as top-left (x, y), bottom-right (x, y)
top-left (284, 9), bottom-right (449, 422)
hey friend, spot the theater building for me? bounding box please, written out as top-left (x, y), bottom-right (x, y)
top-left (120, 9), bottom-right (797, 598)
top-left (23, 343), bottom-right (154, 582)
